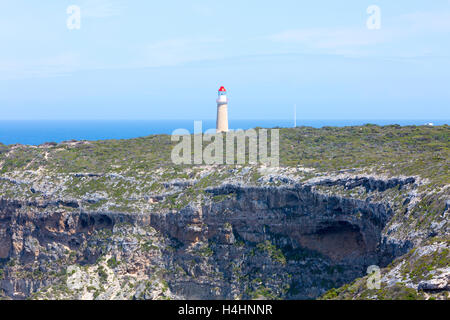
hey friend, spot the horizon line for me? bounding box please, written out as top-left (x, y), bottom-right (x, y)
top-left (0, 119), bottom-right (448, 122)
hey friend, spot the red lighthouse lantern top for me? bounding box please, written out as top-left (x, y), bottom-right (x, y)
top-left (218, 86), bottom-right (226, 92)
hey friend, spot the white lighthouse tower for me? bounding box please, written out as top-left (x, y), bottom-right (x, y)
top-left (216, 86), bottom-right (229, 133)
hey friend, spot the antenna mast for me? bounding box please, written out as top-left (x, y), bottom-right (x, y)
top-left (294, 104), bottom-right (297, 127)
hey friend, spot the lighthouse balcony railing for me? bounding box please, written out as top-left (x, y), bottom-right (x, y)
top-left (216, 99), bottom-right (228, 105)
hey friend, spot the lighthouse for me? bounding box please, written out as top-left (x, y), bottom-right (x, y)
top-left (216, 86), bottom-right (229, 133)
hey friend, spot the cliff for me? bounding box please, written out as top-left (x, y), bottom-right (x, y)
top-left (0, 125), bottom-right (448, 300)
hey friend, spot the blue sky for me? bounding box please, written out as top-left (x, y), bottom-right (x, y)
top-left (0, 0), bottom-right (449, 120)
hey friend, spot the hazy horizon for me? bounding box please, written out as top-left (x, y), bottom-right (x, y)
top-left (0, 119), bottom-right (448, 146)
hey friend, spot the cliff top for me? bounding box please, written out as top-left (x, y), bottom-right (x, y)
top-left (0, 123), bottom-right (448, 178)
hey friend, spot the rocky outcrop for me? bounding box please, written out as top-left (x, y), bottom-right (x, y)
top-left (0, 173), bottom-right (425, 300)
top-left (306, 175), bottom-right (416, 192)
top-left (418, 273), bottom-right (450, 292)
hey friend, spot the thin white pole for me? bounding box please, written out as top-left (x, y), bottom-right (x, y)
top-left (294, 104), bottom-right (297, 127)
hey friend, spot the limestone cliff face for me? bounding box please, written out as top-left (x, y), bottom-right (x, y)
top-left (144, 178), bottom-right (417, 299)
top-left (2, 172), bottom-right (446, 300)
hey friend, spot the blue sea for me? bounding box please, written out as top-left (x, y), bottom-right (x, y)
top-left (0, 119), bottom-right (448, 146)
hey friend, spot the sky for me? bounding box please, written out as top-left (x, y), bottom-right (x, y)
top-left (0, 0), bottom-right (449, 120)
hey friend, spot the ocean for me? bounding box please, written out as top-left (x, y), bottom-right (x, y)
top-left (0, 119), bottom-right (447, 146)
